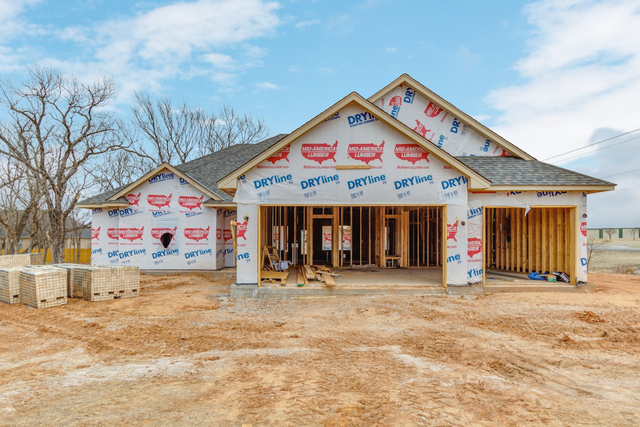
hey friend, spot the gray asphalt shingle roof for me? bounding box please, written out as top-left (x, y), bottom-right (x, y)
top-left (455, 156), bottom-right (615, 187)
top-left (79, 134), bottom-right (288, 205)
top-left (176, 134), bottom-right (288, 201)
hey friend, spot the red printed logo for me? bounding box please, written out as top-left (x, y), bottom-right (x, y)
top-left (301, 141), bottom-right (338, 164)
top-left (125, 192), bottom-right (141, 206)
top-left (237, 220), bottom-right (248, 240)
top-left (107, 228), bottom-right (119, 240)
top-left (389, 96), bottom-right (402, 106)
top-left (424, 102), bottom-right (443, 118)
top-left (223, 229), bottom-right (232, 242)
top-left (178, 195), bottom-right (203, 210)
top-left (147, 194), bottom-right (172, 209)
top-left (118, 227), bottom-right (144, 242)
top-left (266, 145), bottom-right (290, 164)
top-left (414, 120), bottom-right (430, 137)
top-left (394, 143), bottom-right (429, 164)
top-left (216, 228), bottom-right (222, 240)
top-left (447, 220), bottom-right (459, 242)
top-left (184, 227), bottom-right (210, 242)
top-left (468, 237), bottom-right (482, 258)
top-left (151, 226), bottom-right (177, 240)
top-left (91, 227), bottom-right (100, 240)
top-left (580, 222), bottom-right (587, 237)
top-left (347, 141), bottom-right (384, 164)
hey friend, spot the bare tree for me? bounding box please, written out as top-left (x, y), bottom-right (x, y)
top-left (204, 104), bottom-right (268, 153)
top-left (0, 66), bottom-right (126, 263)
top-left (586, 235), bottom-right (604, 272)
top-left (631, 227), bottom-right (640, 240)
top-left (603, 228), bottom-right (618, 241)
top-left (130, 93), bottom-right (268, 166)
top-left (88, 150), bottom-right (151, 193)
top-left (0, 157), bottom-right (42, 254)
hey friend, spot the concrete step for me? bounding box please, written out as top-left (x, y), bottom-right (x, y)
top-left (230, 284), bottom-right (450, 299)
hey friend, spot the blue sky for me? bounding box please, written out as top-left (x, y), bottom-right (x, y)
top-left (2, 0), bottom-right (640, 227)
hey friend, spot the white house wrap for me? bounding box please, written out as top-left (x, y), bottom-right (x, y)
top-left (80, 74), bottom-right (613, 290)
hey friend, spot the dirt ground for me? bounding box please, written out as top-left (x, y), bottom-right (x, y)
top-left (1, 273), bottom-right (640, 426)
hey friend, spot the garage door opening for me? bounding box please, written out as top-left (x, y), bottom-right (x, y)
top-left (485, 207), bottom-right (576, 284)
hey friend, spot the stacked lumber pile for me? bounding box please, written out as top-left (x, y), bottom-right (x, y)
top-left (0, 267), bottom-right (22, 304)
top-left (73, 266), bottom-right (140, 301)
top-left (0, 254), bottom-right (32, 268)
top-left (298, 265), bottom-right (340, 287)
top-left (20, 267), bottom-right (67, 309)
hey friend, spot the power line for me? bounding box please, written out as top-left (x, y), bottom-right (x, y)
top-left (601, 168), bottom-right (640, 179)
top-left (549, 135), bottom-right (640, 164)
top-left (542, 127), bottom-right (640, 161)
top-left (607, 184), bottom-right (640, 193)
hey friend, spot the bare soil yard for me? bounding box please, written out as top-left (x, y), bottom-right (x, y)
top-left (1, 272), bottom-right (640, 426)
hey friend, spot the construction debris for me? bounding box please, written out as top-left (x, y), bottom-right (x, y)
top-left (304, 265), bottom-right (340, 287)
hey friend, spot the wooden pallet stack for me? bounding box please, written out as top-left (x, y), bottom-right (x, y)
top-left (0, 254), bottom-right (32, 268)
top-left (73, 266), bottom-right (140, 301)
top-left (0, 267), bottom-right (22, 304)
top-left (113, 265), bottom-right (140, 299)
top-left (30, 252), bottom-right (44, 266)
top-left (54, 264), bottom-right (85, 297)
top-left (19, 267), bottom-right (67, 309)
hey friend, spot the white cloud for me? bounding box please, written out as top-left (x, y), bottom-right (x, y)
top-left (295, 19), bottom-right (320, 29)
top-left (385, 47), bottom-right (397, 54)
top-left (487, 0), bottom-right (640, 158)
top-left (485, 0), bottom-right (640, 227)
top-left (256, 81), bottom-right (279, 90)
top-left (201, 52), bottom-right (235, 69)
top-left (94, 0), bottom-right (281, 63)
top-left (0, 0), bottom-right (282, 98)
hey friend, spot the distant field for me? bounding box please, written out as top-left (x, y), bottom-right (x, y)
top-left (589, 239), bottom-right (640, 274)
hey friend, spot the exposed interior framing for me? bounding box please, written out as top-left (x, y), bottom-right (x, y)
top-left (484, 206), bottom-right (576, 284)
top-left (258, 205), bottom-right (445, 285)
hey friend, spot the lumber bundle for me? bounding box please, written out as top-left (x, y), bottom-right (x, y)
top-left (20, 267), bottom-right (67, 309)
top-left (0, 267), bottom-right (22, 304)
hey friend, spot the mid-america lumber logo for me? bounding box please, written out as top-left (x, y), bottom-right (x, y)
top-left (394, 143), bottom-right (429, 164)
top-left (301, 141), bottom-right (338, 164)
top-left (347, 141), bottom-right (384, 165)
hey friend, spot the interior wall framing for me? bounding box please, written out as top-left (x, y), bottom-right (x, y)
top-left (484, 206), bottom-right (576, 283)
top-left (258, 205), bottom-right (445, 273)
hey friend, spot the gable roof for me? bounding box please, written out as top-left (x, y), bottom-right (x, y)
top-left (216, 92), bottom-right (492, 192)
top-left (108, 162), bottom-right (222, 202)
top-left (369, 74), bottom-right (535, 161)
top-left (77, 135), bottom-right (288, 208)
top-left (457, 156), bottom-right (615, 193)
